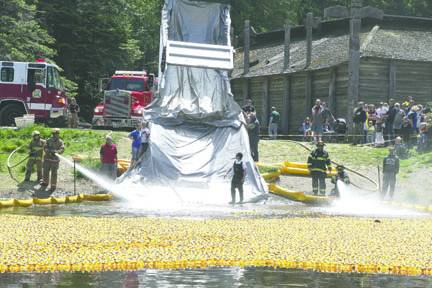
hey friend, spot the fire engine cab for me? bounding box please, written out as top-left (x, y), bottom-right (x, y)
top-left (93, 71), bottom-right (155, 128)
top-left (0, 60), bottom-right (69, 126)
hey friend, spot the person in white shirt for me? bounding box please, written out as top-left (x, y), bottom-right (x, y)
top-left (139, 121), bottom-right (151, 158)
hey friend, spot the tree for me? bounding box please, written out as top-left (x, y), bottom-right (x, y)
top-left (0, 0), bottom-right (55, 61)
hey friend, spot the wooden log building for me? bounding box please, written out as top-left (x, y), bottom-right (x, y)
top-left (230, 15), bottom-right (432, 137)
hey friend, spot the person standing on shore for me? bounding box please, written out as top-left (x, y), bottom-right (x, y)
top-left (353, 101), bottom-right (367, 145)
top-left (69, 98), bottom-right (80, 128)
top-left (307, 141), bottom-right (332, 196)
top-left (128, 124), bottom-right (142, 166)
top-left (100, 135), bottom-right (118, 180)
top-left (242, 99), bottom-right (255, 115)
top-left (42, 128), bottom-right (65, 191)
top-left (268, 107), bottom-right (280, 140)
top-left (311, 99), bottom-right (325, 143)
top-left (139, 121), bottom-right (150, 158)
top-left (248, 113), bottom-right (260, 162)
top-left (25, 130), bottom-right (45, 182)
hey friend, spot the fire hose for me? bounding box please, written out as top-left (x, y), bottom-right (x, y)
top-left (286, 140), bottom-right (379, 192)
top-left (7, 146), bottom-right (44, 178)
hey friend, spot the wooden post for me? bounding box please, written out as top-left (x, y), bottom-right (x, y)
top-left (282, 74), bottom-right (291, 136)
top-left (389, 60), bottom-right (396, 102)
top-left (347, 17), bottom-right (361, 136)
top-left (305, 13), bottom-right (313, 68)
top-left (262, 77), bottom-right (269, 127)
top-left (242, 78), bottom-right (249, 106)
top-left (284, 19), bottom-right (291, 71)
top-left (328, 68), bottom-right (337, 116)
top-left (305, 72), bottom-right (312, 117)
top-left (323, 0), bottom-right (383, 134)
top-left (244, 20), bottom-right (250, 74)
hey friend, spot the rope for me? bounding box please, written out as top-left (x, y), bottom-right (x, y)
top-left (284, 140), bottom-right (379, 192)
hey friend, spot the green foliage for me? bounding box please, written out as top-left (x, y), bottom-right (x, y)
top-left (0, 0), bottom-right (55, 61)
top-left (3, 0), bottom-right (430, 122)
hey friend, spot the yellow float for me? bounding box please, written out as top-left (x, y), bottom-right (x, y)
top-left (0, 193), bottom-right (112, 209)
top-left (268, 183), bottom-right (333, 204)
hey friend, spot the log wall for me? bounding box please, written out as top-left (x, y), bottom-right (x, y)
top-left (230, 58), bottom-right (432, 136)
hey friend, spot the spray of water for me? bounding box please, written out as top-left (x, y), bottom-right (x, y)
top-left (57, 154), bottom-right (116, 193)
top-left (322, 181), bottom-right (424, 217)
top-left (57, 154), bottom-right (236, 210)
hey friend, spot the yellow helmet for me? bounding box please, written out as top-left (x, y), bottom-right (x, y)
top-left (52, 128), bottom-right (61, 134)
top-left (32, 130), bottom-right (40, 136)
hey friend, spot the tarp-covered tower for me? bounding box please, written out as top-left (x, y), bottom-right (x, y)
top-left (117, 0), bottom-right (268, 204)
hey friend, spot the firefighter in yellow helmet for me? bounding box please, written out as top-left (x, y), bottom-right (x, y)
top-left (307, 140), bottom-right (331, 195)
top-left (24, 130), bottom-right (45, 182)
top-left (41, 128), bottom-right (65, 191)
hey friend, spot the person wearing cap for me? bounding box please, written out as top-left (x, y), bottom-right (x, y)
top-left (42, 128), bottom-right (65, 191)
top-left (381, 146), bottom-right (399, 200)
top-left (25, 131), bottom-right (45, 182)
top-left (100, 135), bottom-right (118, 180)
top-left (330, 165), bottom-right (350, 197)
top-left (307, 141), bottom-right (332, 196)
top-left (224, 152), bottom-right (247, 204)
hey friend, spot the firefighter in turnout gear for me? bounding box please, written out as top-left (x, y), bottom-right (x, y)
top-left (330, 164), bottom-right (350, 197)
top-left (381, 146), bottom-right (399, 200)
top-left (307, 141), bottom-right (331, 196)
top-left (24, 131), bottom-right (45, 182)
top-left (42, 128), bottom-right (65, 191)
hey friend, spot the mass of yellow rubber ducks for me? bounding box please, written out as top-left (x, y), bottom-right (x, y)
top-left (0, 215), bottom-right (431, 276)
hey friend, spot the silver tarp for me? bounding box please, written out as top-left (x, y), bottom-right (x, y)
top-left (116, 0), bottom-right (268, 204)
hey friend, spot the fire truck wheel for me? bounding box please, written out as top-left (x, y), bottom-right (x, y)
top-left (0, 104), bottom-right (25, 126)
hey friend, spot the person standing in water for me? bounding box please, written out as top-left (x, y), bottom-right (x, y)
top-left (224, 152), bottom-right (247, 204)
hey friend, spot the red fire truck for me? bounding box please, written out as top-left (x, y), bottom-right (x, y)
top-left (92, 71), bottom-right (155, 128)
top-left (0, 60), bottom-right (69, 126)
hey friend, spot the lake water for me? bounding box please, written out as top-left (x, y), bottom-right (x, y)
top-left (0, 189), bottom-right (431, 287)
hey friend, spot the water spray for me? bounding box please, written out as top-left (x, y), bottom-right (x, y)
top-left (56, 154), bottom-right (116, 193)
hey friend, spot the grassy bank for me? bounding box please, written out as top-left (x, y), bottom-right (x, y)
top-left (0, 125), bottom-right (129, 181)
top-left (2, 128), bottom-right (431, 204)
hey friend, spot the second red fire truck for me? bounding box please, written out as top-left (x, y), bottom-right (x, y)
top-left (93, 71), bottom-right (155, 128)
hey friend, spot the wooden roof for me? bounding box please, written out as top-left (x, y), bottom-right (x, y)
top-left (231, 15), bottom-right (432, 80)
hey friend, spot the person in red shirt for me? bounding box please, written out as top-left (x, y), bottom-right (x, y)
top-left (100, 136), bottom-right (118, 180)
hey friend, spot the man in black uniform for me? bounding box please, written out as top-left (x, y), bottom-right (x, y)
top-left (307, 141), bottom-right (332, 196)
top-left (224, 152), bottom-right (247, 204)
top-left (330, 164), bottom-right (350, 197)
top-left (242, 99), bottom-right (255, 115)
top-left (381, 146), bottom-right (399, 200)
